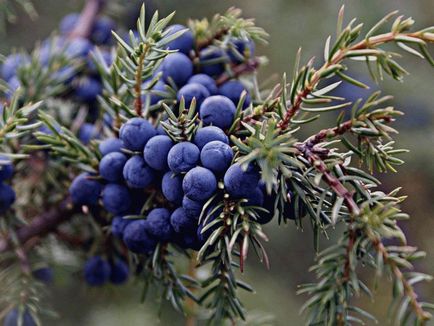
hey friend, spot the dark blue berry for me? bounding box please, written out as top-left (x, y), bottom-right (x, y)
top-left (1, 53), bottom-right (30, 81)
top-left (175, 232), bottom-right (202, 251)
top-left (65, 37), bottom-right (93, 59)
top-left (84, 256), bottom-right (111, 286)
top-left (161, 172), bottom-right (184, 205)
top-left (224, 163), bottom-right (260, 198)
top-left (111, 216), bottom-right (132, 238)
top-left (3, 308), bottom-right (36, 326)
top-left (177, 83), bottom-right (210, 109)
top-left (245, 187), bottom-right (264, 207)
top-left (119, 118), bottom-right (156, 151)
top-left (200, 95), bottom-right (236, 130)
top-left (109, 260), bottom-right (129, 285)
top-left (75, 76), bottom-right (102, 102)
top-left (188, 74), bottom-right (218, 95)
top-left (167, 142), bottom-right (200, 173)
top-left (0, 183), bottom-right (15, 214)
top-left (32, 267), bottom-right (54, 284)
top-left (193, 126), bottom-right (228, 150)
top-left (69, 173), bottom-right (102, 206)
top-left (102, 184), bottom-right (131, 215)
top-left (59, 13), bottom-right (80, 34)
top-left (144, 135), bottom-right (174, 171)
top-left (219, 80), bottom-right (251, 109)
top-left (122, 156), bottom-right (154, 188)
top-left (200, 141), bottom-right (233, 174)
top-left (182, 196), bottom-right (203, 219)
top-left (0, 156), bottom-right (14, 181)
top-left (146, 208), bottom-right (173, 241)
top-left (183, 167), bottom-right (217, 202)
top-left (165, 24), bottom-right (194, 54)
top-left (199, 48), bottom-right (226, 76)
top-left (99, 152), bottom-right (127, 182)
top-left (122, 220), bottom-right (157, 254)
top-left (227, 38), bottom-right (255, 63)
top-left (99, 138), bottom-right (123, 156)
top-left (161, 53), bottom-right (193, 86)
top-left (91, 17), bottom-right (116, 45)
top-left (78, 123), bottom-right (99, 145)
top-left (170, 207), bottom-right (196, 234)
top-left (142, 80), bottom-right (167, 105)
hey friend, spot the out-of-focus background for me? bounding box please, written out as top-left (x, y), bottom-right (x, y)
top-left (1, 0), bottom-right (433, 325)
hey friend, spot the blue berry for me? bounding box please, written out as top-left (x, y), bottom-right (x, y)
top-left (75, 76), bottom-right (102, 102)
top-left (32, 267), bottom-right (54, 284)
top-left (0, 156), bottom-right (14, 181)
top-left (161, 53), bottom-right (193, 86)
top-left (200, 95), bottom-right (236, 130)
top-left (227, 38), bottom-right (255, 63)
top-left (119, 118), bottom-right (157, 151)
top-left (167, 142), bottom-right (200, 173)
top-left (175, 232), bottom-right (202, 251)
top-left (283, 190), bottom-right (307, 221)
top-left (200, 141), bottom-right (233, 174)
top-left (84, 256), bottom-right (111, 286)
top-left (111, 216), bottom-right (132, 238)
top-left (144, 135), bottom-right (174, 171)
top-left (142, 80), bottom-right (167, 105)
top-left (193, 126), bottom-right (228, 150)
top-left (245, 187), bottom-right (264, 206)
top-left (69, 173), bottom-right (102, 206)
top-left (219, 80), bottom-right (251, 109)
top-left (1, 53), bottom-right (30, 81)
top-left (165, 24), bottom-right (194, 54)
top-left (199, 48), bottom-right (226, 76)
top-left (257, 191), bottom-right (276, 225)
top-left (99, 152), bottom-right (127, 182)
top-left (146, 208), bottom-right (173, 241)
top-left (102, 184), bottom-right (131, 215)
top-left (161, 172), bottom-right (184, 205)
top-left (65, 37), bottom-right (93, 58)
top-left (224, 163), bottom-right (260, 198)
top-left (122, 220), bottom-right (156, 254)
top-left (183, 167), bottom-right (217, 201)
top-left (170, 207), bottom-right (196, 234)
top-left (0, 183), bottom-right (15, 214)
top-left (91, 17), bottom-right (116, 45)
top-left (156, 124), bottom-right (167, 135)
top-left (78, 123), bottom-right (99, 145)
top-left (122, 156), bottom-right (154, 188)
top-left (109, 260), bottom-right (129, 285)
top-left (188, 74), bottom-right (218, 95)
top-left (182, 196), bottom-right (203, 219)
top-left (88, 49), bottom-right (113, 74)
top-left (59, 13), bottom-right (80, 34)
top-left (99, 138), bottom-right (123, 156)
top-left (4, 308), bottom-right (36, 326)
top-left (6, 76), bottom-right (20, 99)
top-left (177, 83), bottom-right (210, 108)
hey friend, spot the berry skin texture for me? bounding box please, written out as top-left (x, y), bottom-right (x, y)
top-left (69, 173), bottom-right (102, 206)
top-left (99, 138), bottom-right (123, 156)
top-left (99, 152), bottom-right (127, 182)
top-left (102, 184), bottom-right (131, 215)
top-left (143, 80), bottom-right (167, 105)
top-left (0, 156), bottom-right (14, 181)
top-left (4, 308), bottom-right (36, 326)
top-left (165, 24), bottom-right (194, 54)
top-left (167, 142), bottom-right (200, 173)
top-left (199, 48), bottom-right (226, 76)
top-left (183, 167), bottom-right (217, 202)
top-left (75, 76), bottom-right (102, 103)
top-left (109, 260), bottom-right (129, 285)
top-left (122, 220), bottom-right (157, 254)
top-left (84, 256), bottom-right (111, 287)
top-left (111, 216), bottom-right (131, 238)
top-left (144, 135), bottom-right (174, 171)
top-left (177, 83), bottom-right (210, 109)
top-left (122, 156), bottom-right (154, 188)
top-left (146, 208), bottom-right (173, 241)
top-left (119, 117), bottom-right (157, 151)
top-left (219, 80), bottom-right (251, 109)
top-left (170, 207), bottom-right (196, 234)
top-left (78, 123), bottom-right (99, 145)
top-left (1, 53), bottom-right (30, 81)
top-left (162, 172), bottom-right (184, 205)
top-left (188, 74), bottom-right (218, 95)
top-left (161, 53), bottom-right (193, 86)
top-left (200, 95), bottom-right (236, 130)
top-left (193, 126), bottom-right (229, 150)
top-left (224, 164), bottom-right (260, 198)
top-left (200, 141), bottom-right (233, 174)
top-left (182, 196), bottom-right (203, 219)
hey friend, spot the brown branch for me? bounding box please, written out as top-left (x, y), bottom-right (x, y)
top-left (216, 58), bottom-right (260, 86)
top-left (69, 0), bottom-right (106, 39)
top-left (196, 27), bottom-right (230, 51)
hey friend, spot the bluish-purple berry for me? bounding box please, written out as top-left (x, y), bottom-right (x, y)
top-left (182, 196), bottom-right (203, 219)
top-left (177, 83), bottom-right (210, 108)
top-left (78, 123), bottom-right (99, 145)
top-left (122, 220), bottom-right (157, 254)
top-left (0, 183), bottom-right (15, 214)
top-left (3, 308), bottom-right (36, 326)
top-left (69, 173), bottom-right (102, 206)
top-left (122, 156), bottom-right (154, 188)
top-left (188, 74), bottom-right (218, 95)
top-left (99, 138), bottom-right (123, 156)
top-left (1, 53), bottom-right (30, 81)
top-left (193, 126), bottom-right (228, 150)
top-left (102, 184), bottom-right (131, 215)
top-left (99, 152), bottom-right (127, 182)
top-left (84, 256), bottom-right (111, 286)
top-left (223, 163), bottom-right (260, 198)
top-left (165, 24), bottom-right (194, 54)
top-left (119, 118), bottom-right (157, 151)
top-left (200, 95), bottom-right (236, 130)
top-left (161, 172), bottom-right (184, 205)
top-left (111, 216), bottom-right (132, 238)
top-left (109, 260), bottom-right (129, 285)
top-left (170, 207), bottom-right (196, 234)
top-left (199, 48), bottom-right (226, 76)
top-left (183, 167), bottom-right (217, 201)
top-left (144, 135), bottom-right (174, 171)
top-left (74, 76), bottom-right (102, 102)
top-left (219, 80), bottom-right (251, 109)
top-left (0, 156), bottom-right (14, 181)
top-left (59, 13), bottom-right (80, 35)
top-left (91, 16), bottom-right (116, 45)
top-left (142, 80), bottom-right (167, 105)
top-left (227, 38), bottom-right (255, 63)
top-left (32, 267), bottom-right (54, 284)
top-left (167, 142), bottom-right (200, 173)
top-left (146, 208), bottom-right (173, 241)
top-left (200, 141), bottom-right (233, 174)
top-left (161, 53), bottom-right (193, 86)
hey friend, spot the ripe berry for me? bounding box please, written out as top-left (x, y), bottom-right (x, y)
top-left (59, 13), bottom-right (80, 35)
top-left (99, 138), bottom-right (123, 156)
top-left (78, 123), bottom-right (99, 145)
top-left (111, 216), bottom-right (132, 238)
top-left (119, 118), bottom-right (156, 151)
top-left (122, 156), bottom-right (154, 188)
top-left (99, 152), bottom-right (127, 182)
top-left (188, 74), bottom-right (218, 95)
top-left (165, 24), bottom-right (194, 54)
top-left (69, 173), bottom-right (102, 206)
top-left (83, 256), bottom-right (111, 286)
top-left (146, 208), bottom-right (173, 241)
top-left (102, 184), bottom-right (131, 215)
top-left (245, 187), bottom-right (264, 207)
top-left (143, 80), bottom-right (167, 105)
top-left (109, 260), bottom-right (129, 285)
top-left (65, 37), bottom-right (93, 59)
top-left (227, 38), bottom-right (255, 63)
top-left (177, 83), bottom-right (210, 108)
top-left (32, 267), bottom-right (54, 284)
top-left (193, 126), bottom-right (228, 150)
top-left (1, 53), bottom-right (30, 81)
top-left (161, 53), bottom-right (193, 86)
top-left (4, 308), bottom-right (36, 326)
top-left (170, 207), bottom-right (196, 234)
top-left (183, 167), bottom-right (217, 201)
top-left (161, 172), bottom-right (184, 205)
top-left (182, 196), bottom-right (203, 219)
top-left (167, 142), bottom-right (200, 173)
top-left (0, 156), bottom-right (14, 181)
top-left (200, 141), bottom-right (233, 174)
top-left (175, 232), bottom-right (202, 251)
top-left (219, 80), bottom-right (251, 109)
top-left (224, 163), bottom-right (260, 198)
top-left (74, 76), bottom-right (102, 102)
top-left (91, 17), bottom-right (116, 45)
top-left (144, 135), bottom-right (174, 171)
top-left (200, 95), bottom-right (236, 130)
top-left (122, 220), bottom-right (157, 254)
top-left (199, 48), bottom-right (226, 76)
top-left (283, 190), bottom-right (308, 221)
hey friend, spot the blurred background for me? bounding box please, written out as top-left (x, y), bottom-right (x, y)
top-left (1, 0), bottom-right (433, 325)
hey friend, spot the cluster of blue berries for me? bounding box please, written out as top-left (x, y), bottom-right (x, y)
top-left (83, 256), bottom-right (129, 286)
top-left (0, 157), bottom-right (15, 214)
